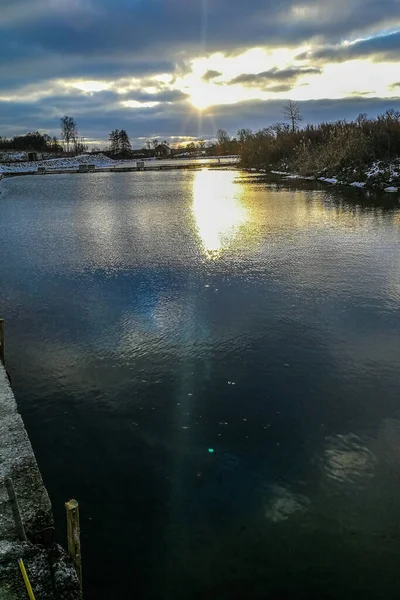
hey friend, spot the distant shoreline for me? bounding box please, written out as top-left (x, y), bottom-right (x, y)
top-left (0, 153), bottom-right (240, 177)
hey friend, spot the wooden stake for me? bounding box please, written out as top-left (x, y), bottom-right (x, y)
top-left (0, 319), bottom-right (4, 365)
top-left (65, 499), bottom-right (82, 597)
top-left (18, 558), bottom-right (36, 600)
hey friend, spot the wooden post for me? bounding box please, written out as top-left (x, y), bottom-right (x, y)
top-left (65, 499), bottom-right (82, 597)
top-left (18, 559), bottom-right (37, 600)
top-left (0, 319), bottom-right (4, 366)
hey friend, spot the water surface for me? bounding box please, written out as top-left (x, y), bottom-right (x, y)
top-left (1, 170), bottom-right (400, 599)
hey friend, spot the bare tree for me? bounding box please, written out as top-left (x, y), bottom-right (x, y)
top-left (74, 137), bottom-right (88, 155)
top-left (60, 116), bottom-right (78, 153)
top-left (237, 128), bottom-right (252, 142)
top-left (216, 129), bottom-right (230, 145)
top-left (51, 136), bottom-right (62, 152)
top-left (356, 113), bottom-right (368, 126)
top-left (216, 129), bottom-right (231, 155)
top-left (283, 101), bottom-right (302, 132)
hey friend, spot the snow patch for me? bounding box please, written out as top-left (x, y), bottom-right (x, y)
top-left (318, 177), bottom-right (338, 184)
top-left (384, 186), bottom-right (399, 193)
top-left (350, 182), bottom-right (366, 188)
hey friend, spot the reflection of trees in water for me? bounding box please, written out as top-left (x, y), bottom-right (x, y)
top-left (264, 173), bottom-right (400, 212)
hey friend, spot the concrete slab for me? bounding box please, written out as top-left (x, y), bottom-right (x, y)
top-left (0, 365), bottom-right (53, 539)
top-left (0, 364), bottom-right (80, 599)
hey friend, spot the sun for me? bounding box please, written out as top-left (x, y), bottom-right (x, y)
top-left (190, 97), bottom-right (211, 111)
top-left (188, 82), bottom-right (212, 111)
top-left (191, 97), bottom-right (211, 111)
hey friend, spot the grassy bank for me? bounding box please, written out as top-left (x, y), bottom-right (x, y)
top-left (239, 110), bottom-right (400, 191)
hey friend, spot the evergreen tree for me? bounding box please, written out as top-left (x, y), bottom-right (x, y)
top-left (109, 129), bottom-right (120, 154)
top-left (119, 130), bottom-right (132, 153)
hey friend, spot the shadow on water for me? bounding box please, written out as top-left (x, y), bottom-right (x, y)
top-left (1, 170), bottom-right (400, 599)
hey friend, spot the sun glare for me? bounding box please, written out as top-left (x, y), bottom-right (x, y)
top-left (186, 78), bottom-right (250, 110)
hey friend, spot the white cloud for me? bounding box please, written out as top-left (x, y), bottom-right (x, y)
top-left (71, 80), bottom-right (111, 93)
top-left (122, 100), bottom-right (160, 109)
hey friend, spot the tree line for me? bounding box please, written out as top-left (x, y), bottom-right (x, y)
top-left (0, 132), bottom-right (62, 152)
top-left (232, 101), bottom-right (400, 176)
top-left (0, 117), bottom-right (88, 155)
top-left (211, 101), bottom-right (302, 158)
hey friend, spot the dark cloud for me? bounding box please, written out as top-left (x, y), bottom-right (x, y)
top-left (202, 70), bottom-right (223, 81)
top-left (298, 30), bottom-right (400, 63)
top-left (229, 67), bottom-right (321, 87)
top-left (2, 0), bottom-right (400, 81)
top-left (6, 1), bottom-right (400, 55)
top-left (0, 51), bottom-right (176, 92)
top-left (267, 84), bottom-right (295, 93)
top-left (131, 90), bottom-right (189, 104)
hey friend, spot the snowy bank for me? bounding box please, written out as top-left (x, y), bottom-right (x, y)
top-left (248, 160), bottom-right (400, 194)
top-left (0, 153), bottom-right (119, 174)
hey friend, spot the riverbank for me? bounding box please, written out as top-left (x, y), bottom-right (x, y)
top-left (237, 109), bottom-right (400, 194)
top-left (0, 362), bottom-right (79, 599)
top-left (245, 159), bottom-right (400, 194)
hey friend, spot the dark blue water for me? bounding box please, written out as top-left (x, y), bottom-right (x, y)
top-left (1, 170), bottom-right (400, 599)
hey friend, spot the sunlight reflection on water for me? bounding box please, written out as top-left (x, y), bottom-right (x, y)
top-left (192, 169), bottom-right (248, 258)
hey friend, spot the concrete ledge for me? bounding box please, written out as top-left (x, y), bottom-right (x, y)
top-left (0, 364), bottom-right (80, 599)
top-left (0, 366), bottom-right (53, 539)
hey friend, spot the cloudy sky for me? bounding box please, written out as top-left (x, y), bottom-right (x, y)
top-left (1, 0), bottom-right (400, 147)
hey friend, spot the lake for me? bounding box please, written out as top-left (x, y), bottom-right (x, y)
top-left (1, 169), bottom-right (400, 599)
